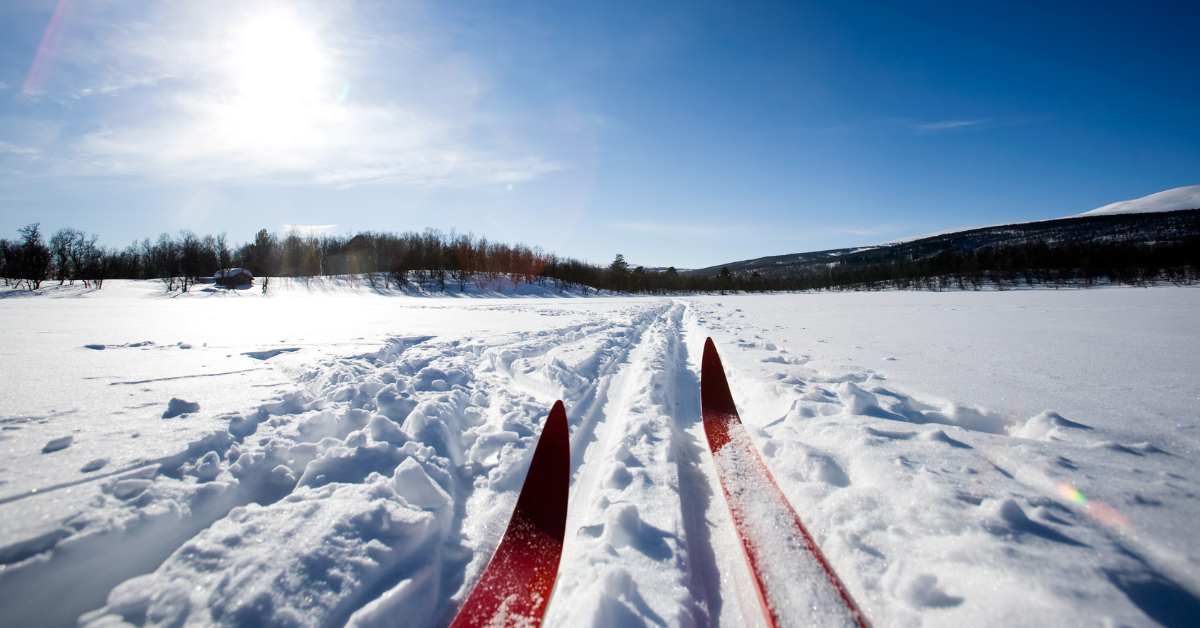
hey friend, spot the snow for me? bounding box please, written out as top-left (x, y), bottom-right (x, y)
top-left (214, 268), bottom-right (254, 280)
top-left (1, 278), bottom-right (1199, 628)
top-left (710, 426), bottom-right (861, 627)
top-left (1077, 185), bottom-right (1200, 216)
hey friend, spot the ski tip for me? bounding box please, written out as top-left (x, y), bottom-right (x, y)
top-left (700, 338), bottom-right (740, 450)
top-left (545, 400), bottom-right (568, 453)
top-left (700, 337), bottom-right (727, 391)
top-left (515, 399), bottom-right (569, 542)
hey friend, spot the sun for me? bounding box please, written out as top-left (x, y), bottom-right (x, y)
top-left (216, 8), bottom-right (334, 150)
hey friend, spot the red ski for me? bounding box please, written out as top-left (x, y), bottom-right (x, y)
top-left (449, 400), bottom-right (570, 628)
top-left (701, 338), bottom-right (871, 628)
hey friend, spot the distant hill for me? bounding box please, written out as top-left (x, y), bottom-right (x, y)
top-left (1077, 185), bottom-right (1200, 216)
top-left (875, 185), bottom-right (1200, 246)
top-left (686, 187), bottom-right (1200, 279)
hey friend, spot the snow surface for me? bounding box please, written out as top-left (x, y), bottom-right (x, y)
top-left (710, 426), bottom-right (861, 627)
top-left (1077, 185), bottom-right (1200, 216)
top-left (1, 278), bottom-right (1199, 628)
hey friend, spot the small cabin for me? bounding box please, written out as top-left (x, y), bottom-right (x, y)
top-left (214, 268), bottom-right (254, 288)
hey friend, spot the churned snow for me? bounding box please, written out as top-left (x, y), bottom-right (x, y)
top-left (1, 278), bottom-right (1198, 628)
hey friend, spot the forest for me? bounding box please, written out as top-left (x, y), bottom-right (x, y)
top-left (2, 209), bottom-right (1198, 295)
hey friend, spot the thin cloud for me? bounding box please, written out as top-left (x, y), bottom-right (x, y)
top-left (612, 221), bottom-right (730, 238)
top-left (0, 141), bottom-right (39, 155)
top-left (3, 0), bottom-right (562, 188)
top-left (67, 75), bottom-right (162, 99)
top-left (282, 224), bottom-right (337, 235)
top-left (832, 228), bottom-right (881, 236)
top-left (914, 119), bottom-right (991, 132)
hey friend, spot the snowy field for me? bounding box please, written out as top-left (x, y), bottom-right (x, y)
top-left (1, 279), bottom-right (1198, 628)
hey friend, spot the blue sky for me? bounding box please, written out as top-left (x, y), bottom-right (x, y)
top-left (1, 0), bottom-right (1197, 269)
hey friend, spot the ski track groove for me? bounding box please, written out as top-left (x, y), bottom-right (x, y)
top-left (544, 300), bottom-right (701, 627)
top-left (4, 296), bottom-right (1193, 628)
top-left (3, 307), bottom-right (673, 628)
top-left (0, 299), bottom-right (865, 628)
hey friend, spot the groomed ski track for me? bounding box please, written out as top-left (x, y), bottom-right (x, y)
top-left (5, 286), bottom-right (1198, 628)
top-left (25, 298), bottom-right (815, 628)
top-left (540, 300), bottom-right (768, 627)
top-left (476, 299), bottom-right (772, 626)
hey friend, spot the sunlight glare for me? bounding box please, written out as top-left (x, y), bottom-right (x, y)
top-left (218, 8), bottom-right (333, 151)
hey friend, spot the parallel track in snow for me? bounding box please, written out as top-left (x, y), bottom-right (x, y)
top-left (5, 298), bottom-right (846, 628)
top-left (532, 301), bottom-right (770, 628)
top-left (7, 289), bottom-right (1198, 628)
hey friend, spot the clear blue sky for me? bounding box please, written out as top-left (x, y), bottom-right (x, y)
top-left (1, 0), bottom-right (1196, 268)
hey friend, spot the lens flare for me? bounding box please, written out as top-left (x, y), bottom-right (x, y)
top-left (1056, 481), bottom-right (1087, 504)
top-left (1056, 481), bottom-right (1133, 531)
top-left (23, 0), bottom-right (75, 96)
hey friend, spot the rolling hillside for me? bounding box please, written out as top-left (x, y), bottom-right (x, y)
top-left (686, 187), bottom-right (1200, 279)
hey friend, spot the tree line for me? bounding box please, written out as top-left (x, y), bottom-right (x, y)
top-left (708, 237), bottom-right (1200, 292)
top-left (2, 221), bottom-right (1198, 294)
top-left (0, 224), bottom-right (614, 294)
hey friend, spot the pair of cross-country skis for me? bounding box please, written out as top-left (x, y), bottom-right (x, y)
top-left (448, 338), bottom-right (872, 628)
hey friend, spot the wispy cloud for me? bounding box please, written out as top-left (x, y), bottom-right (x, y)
top-left (282, 224), bottom-right (337, 235)
top-left (612, 221), bottom-right (731, 238)
top-left (832, 228), bottom-right (880, 236)
top-left (3, 0), bottom-right (562, 188)
top-left (0, 141), bottom-right (39, 156)
top-left (913, 119), bottom-right (991, 132)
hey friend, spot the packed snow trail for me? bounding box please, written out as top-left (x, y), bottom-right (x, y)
top-left (700, 338), bottom-right (869, 628)
top-left (544, 302), bottom-right (717, 627)
top-left (2, 283), bottom-right (1199, 628)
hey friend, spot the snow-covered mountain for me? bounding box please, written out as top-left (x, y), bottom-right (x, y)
top-left (687, 186), bottom-right (1200, 279)
top-left (1077, 184), bottom-right (1200, 216)
top-left (881, 185), bottom-right (1200, 246)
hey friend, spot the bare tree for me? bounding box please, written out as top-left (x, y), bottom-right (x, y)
top-left (155, 233), bottom-right (181, 291)
top-left (50, 228), bottom-right (82, 284)
top-left (0, 239), bottom-right (9, 286)
top-left (67, 232), bottom-right (94, 286)
top-left (216, 232), bottom-right (231, 270)
top-left (15, 223), bottom-right (52, 290)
